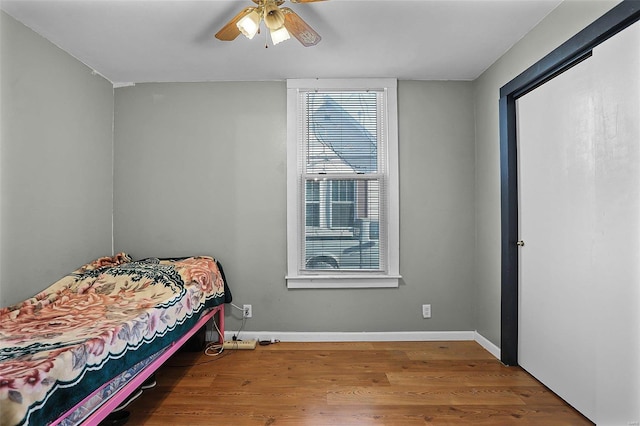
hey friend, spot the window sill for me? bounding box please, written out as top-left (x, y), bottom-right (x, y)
top-left (286, 275), bottom-right (401, 289)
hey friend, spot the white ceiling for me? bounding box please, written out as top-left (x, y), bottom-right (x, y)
top-left (1, 0), bottom-right (562, 85)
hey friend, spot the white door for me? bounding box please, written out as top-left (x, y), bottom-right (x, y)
top-left (516, 21), bottom-right (640, 424)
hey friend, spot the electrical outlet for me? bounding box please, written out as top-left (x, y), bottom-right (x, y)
top-left (243, 304), bottom-right (252, 318)
top-left (422, 304), bottom-right (431, 319)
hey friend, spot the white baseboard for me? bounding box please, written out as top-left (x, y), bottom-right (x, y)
top-left (474, 331), bottom-right (501, 359)
top-left (208, 329), bottom-right (501, 359)
top-left (216, 330), bottom-right (475, 342)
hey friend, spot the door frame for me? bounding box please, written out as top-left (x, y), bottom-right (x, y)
top-left (499, 0), bottom-right (640, 366)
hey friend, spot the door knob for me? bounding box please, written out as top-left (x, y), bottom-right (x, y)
top-left (516, 241), bottom-right (525, 247)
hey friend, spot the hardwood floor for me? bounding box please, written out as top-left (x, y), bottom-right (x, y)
top-left (124, 341), bottom-right (593, 425)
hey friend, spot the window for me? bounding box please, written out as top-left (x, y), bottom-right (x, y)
top-left (286, 79), bottom-right (400, 288)
top-left (329, 180), bottom-right (355, 228)
top-left (305, 181), bottom-right (320, 227)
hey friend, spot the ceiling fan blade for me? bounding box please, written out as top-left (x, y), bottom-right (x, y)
top-left (281, 7), bottom-right (321, 47)
top-left (215, 7), bottom-right (254, 41)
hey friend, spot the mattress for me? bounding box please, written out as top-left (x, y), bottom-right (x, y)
top-left (0, 254), bottom-right (227, 426)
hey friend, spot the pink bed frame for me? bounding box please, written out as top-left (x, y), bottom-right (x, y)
top-left (50, 304), bottom-right (225, 426)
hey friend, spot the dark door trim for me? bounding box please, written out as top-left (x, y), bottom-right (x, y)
top-left (499, 0), bottom-right (640, 366)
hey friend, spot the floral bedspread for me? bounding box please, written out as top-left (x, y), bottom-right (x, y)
top-left (0, 254), bottom-right (226, 426)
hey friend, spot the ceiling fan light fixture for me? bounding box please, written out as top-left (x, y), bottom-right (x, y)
top-left (236, 9), bottom-right (261, 39)
top-left (216, 0), bottom-right (323, 48)
top-left (270, 25), bottom-right (291, 45)
top-left (263, 3), bottom-right (286, 30)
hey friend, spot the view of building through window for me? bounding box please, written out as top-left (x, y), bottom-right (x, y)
top-left (303, 92), bottom-right (382, 271)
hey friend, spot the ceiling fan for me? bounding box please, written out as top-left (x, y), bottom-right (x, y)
top-left (215, 0), bottom-right (326, 47)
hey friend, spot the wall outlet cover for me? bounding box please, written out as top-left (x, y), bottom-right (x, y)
top-left (422, 304), bottom-right (431, 318)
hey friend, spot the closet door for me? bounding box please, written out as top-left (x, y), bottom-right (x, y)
top-left (516, 21), bottom-right (639, 424)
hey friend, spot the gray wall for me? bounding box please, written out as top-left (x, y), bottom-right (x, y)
top-left (2, 0), bottom-right (623, 341)
top-left (472, 0), bottom-right (621, 346)
top-left (0, 12), bottom-right (114, 307)
top-left (113, 81), bottom-right (476, 332)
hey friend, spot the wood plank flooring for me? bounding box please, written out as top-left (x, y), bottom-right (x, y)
top-left (124, 341), bottom-right (593, 425)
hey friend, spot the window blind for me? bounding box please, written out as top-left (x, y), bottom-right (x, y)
top-left (299, 90), bottom-right (387, 272)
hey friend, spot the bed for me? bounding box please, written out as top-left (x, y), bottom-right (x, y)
top-left (0, 253), bottom-right (230, 426)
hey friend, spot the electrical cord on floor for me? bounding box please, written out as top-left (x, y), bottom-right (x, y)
top-left (202, 302), bottom-right (249, 355)
top-left (159, 310), bottom-right (236, 368)
top-left (259, 339), bottom-right (281, 346)
top-left (204, 319), bottom-right (225, 357)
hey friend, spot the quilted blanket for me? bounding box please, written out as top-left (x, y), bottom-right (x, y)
top-left (0, 254), bottom-right (226, 426)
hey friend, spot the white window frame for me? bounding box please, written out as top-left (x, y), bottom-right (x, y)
top-left (286, 78), bottom-right (400, 289)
